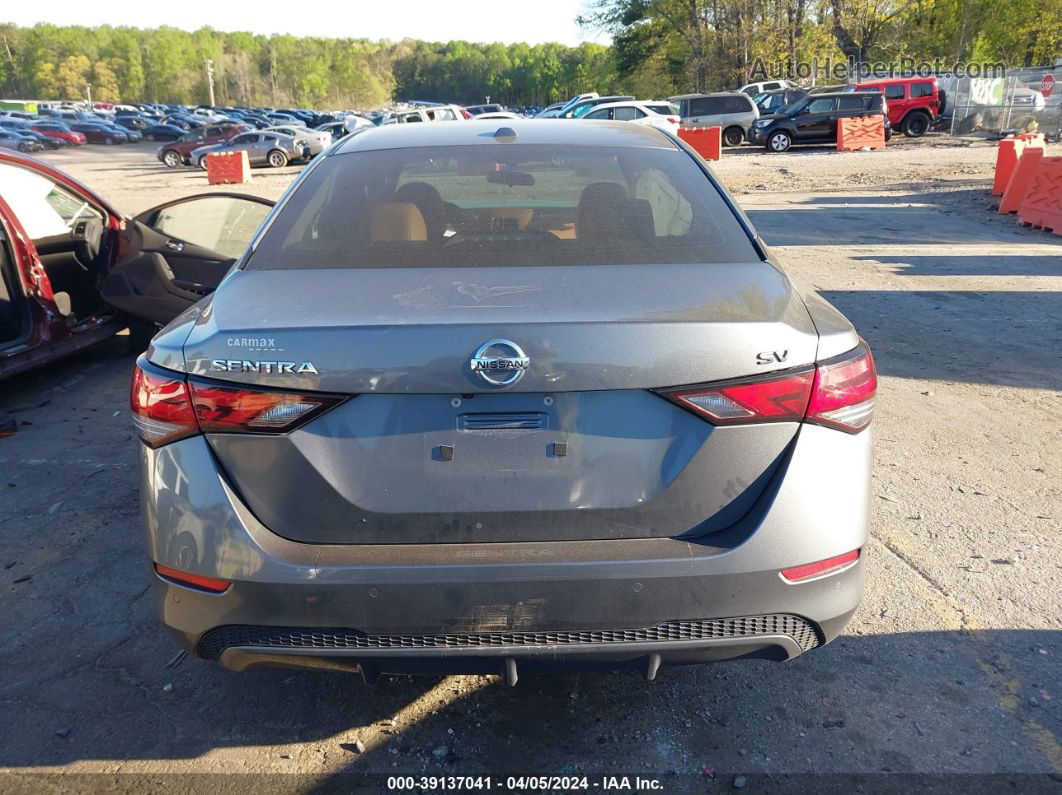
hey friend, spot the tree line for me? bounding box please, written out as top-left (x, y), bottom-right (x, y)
top-left (0, 24), bottom-right (618, 108)
top-left (0, 5), bottom-right (1058, 110)
top-left (582, 0), bottom-right (1061, 95)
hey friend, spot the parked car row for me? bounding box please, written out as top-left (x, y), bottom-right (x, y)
top-left (3, 76), bottom-right (946, 165)
top-left (668, 75), bottom-right (946, 151)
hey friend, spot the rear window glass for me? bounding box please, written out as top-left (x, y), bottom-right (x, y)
top-left (838, 96), bottom-right (869, 110)
top-left (724, 96), bottom-right (752, 113)
top-left (688, 97), bottom-right (724, 115)
top-left (246, 144), bottom-right (758, 270)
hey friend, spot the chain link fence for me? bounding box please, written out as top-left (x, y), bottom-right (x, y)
top-left (942, 72), bottom-right (1062, 139)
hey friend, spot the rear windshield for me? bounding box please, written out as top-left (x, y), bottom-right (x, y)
top-left (245, 144), bottom-right (758, 269)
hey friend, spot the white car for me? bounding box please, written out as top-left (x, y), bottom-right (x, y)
top-left (471, 111), bottom-right (524, 120)
top-left (262, 125), bottom-right (331, 156)
top-left (191, 107), bottom-right (226, 123)
top-left (342, 114), bottom-right (375, 133)
top-left (383, 105), bottom-right (468, 124)
top-left (580, 101), bottom-right (681, 134)
top-left (739, 79), bottom-right (800, 96)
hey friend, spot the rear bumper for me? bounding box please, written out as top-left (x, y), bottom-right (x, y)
top-left (142, 423), bottom-right (870, 676)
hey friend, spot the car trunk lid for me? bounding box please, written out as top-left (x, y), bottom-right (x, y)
top-left (179, 263), bottom-right (817, 544)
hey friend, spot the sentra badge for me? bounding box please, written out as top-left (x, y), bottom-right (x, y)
top-left (211, 360), bottom-right (319, 375)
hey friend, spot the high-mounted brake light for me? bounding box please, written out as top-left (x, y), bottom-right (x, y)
top-left (131, 358), bottom-right (345, 448)
top-left (658, 342), bottom-right (876, 434)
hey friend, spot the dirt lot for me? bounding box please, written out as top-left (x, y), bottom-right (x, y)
top-left (0, 137), bottom-right (1060, 792)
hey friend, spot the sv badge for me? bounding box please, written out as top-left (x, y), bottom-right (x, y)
top-left (756, 350), bottom-right (789, 365)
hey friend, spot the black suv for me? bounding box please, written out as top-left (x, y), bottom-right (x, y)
top-left (747, 91), bottom-right (891, 152)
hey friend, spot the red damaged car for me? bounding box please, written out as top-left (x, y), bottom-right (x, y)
top-left (0, 150), bottom-right (273, 381)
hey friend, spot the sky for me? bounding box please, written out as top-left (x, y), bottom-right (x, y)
top-left (3, 0), bottom-right (611, 47)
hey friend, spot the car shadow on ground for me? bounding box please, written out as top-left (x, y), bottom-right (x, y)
top-left (821, 289), bottom-right (1062, 390)
top-left (743, 184), bottom-right (1062, 248)
top-left (726, 144), bottom-right (840, 157)
top-left (0, 627), bottom-right (1058, 780)
top-left (853, 254), bottom-right (1062, 278)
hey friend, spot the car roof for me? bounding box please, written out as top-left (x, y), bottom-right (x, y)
top-left (585, 101), bottom-right (661, 112)
top-left (810, 91), bottom-right (882, 98)
top-left (669, 92), bottom-right (749, 99)
top-left (334, 119), bottom-right (677, 154)
top-left (852, 76), bottom-right (936, 85)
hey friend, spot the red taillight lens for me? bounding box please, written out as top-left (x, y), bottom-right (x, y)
top-left (780, 549), bottom-right (860, 582)
top-left (131, 358), bottom-right (345, 447)
top-left (188, 381), bottom-right (342, 432)
top-left (806, 346), bottom-right (876, 432)
top-left (657, 342), bottom-right (876, 433)
top-left (660, 371), bottom-right (814, 425)
top-left (131, 363), bottom-right (198, 448)
top-left (667, 116), bottom-right (680, 124)
top-left (154, 563), bottom-right (230, 593)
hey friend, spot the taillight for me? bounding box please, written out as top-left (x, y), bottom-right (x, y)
top-left (806, 345), bottom-right (876, 432)
top-left (660, 371), bottom-right (813, 425)
top-left (667, 116), bottom-right (679, 124)
top-left (658, 342), bottom-right (875, 433)
top-left (188, 381), bottom-right (342, 433)
top-left (131, 357), bottom-right (345, 448)
top-left (130, 363), bottom-right (197, 447)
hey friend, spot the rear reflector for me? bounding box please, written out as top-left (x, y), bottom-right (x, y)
top-left (131, 357), bottom-right (345, 448)
top-left (657, 342), bottom-right (876, 434)
top-left (780, 549), bottom-right (860, 582)
top-left (154, 563), bottom-right (230, 593)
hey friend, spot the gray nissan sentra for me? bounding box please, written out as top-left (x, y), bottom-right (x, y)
top-left (132, 120), bottom-right (875, 683)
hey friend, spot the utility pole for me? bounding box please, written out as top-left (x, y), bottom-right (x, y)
top-left (205, 59), bottom-right (216, 106)
top-left (85, 83), bottom-right (92, 107)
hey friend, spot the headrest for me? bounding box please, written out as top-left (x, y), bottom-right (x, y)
top-left (394, 182), bottom-right (447, 239)
top-left (368, 202), bottom-right (428, 242)
top-left (576, 182), bottom-right (654, 243)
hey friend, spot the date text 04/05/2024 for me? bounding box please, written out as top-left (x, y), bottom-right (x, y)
top-left (385, 775), bottom-right (665, 791)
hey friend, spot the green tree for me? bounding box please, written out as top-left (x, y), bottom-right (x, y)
top-left (55, 54), bottom-right (90, 100)
top-left (92, 59), bottom-right (122, 103)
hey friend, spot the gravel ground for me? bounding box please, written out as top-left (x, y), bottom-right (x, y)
top-left (0, 136), bottom-right (1059, 793)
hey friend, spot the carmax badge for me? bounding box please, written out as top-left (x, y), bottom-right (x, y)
top-left (211, 360), bottom-right (319, 375)
top-left (470, 339), bottom-right (530, 386)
